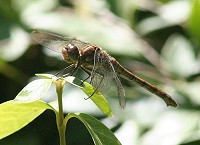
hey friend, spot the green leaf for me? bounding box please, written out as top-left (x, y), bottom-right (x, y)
top-left (36, 74), bottom-right (112, 116)
top-left (64, 76), bottom-right (112, 116)
top-left (66, 113), bottom-right (121, 145)
top-left (0, 100), bottom-right (54, 139)
top-left (14, 79), bottom-right (52, 102)
top-left (81, 82), bottom-right (112, 116)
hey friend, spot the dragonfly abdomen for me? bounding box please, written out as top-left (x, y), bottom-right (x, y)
top-left (112, 60), bottom-right (177, 107)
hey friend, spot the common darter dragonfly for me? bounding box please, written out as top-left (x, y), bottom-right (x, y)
top-left (32, 30), bottom-right (177, 109)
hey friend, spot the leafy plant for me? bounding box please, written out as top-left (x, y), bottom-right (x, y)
top-left (0, 74), bottom-right (120, 145)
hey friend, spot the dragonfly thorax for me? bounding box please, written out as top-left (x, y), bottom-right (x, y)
top-left (62, 44), bottom-right (80, 63)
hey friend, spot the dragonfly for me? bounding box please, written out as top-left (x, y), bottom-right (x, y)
top-left (32, 30), bottom-right (177, 109)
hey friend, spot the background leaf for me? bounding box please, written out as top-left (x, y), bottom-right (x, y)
top-left (188, 0), bottom-right (200, 42)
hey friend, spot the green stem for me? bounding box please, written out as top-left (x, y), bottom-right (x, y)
top-left (56, 79), bottom-right (66, 145)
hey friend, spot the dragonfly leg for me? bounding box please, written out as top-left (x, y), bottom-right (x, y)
top-left (81, 67), bottom-right (92, 83)
top-left (55, 64), bottom-right (75, 77)
top-left (63, 56), bottom-right (82, 77)
top-left (80, 66), bottom-right (102, 86)
top-left (63, 65), bottom-right (78, 77)
top-left (84, 75), bottom-right (104, 100)
top-left (81, 48), bottom-right (100, 85)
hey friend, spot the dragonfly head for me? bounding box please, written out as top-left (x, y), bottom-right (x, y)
top-left (62, 44), bottom-right (79, 63)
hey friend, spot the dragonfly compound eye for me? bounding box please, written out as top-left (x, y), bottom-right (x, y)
top-left (65, 44), bottom-right (79, 62)
top-left (67, 44), bottom-right (78, 53)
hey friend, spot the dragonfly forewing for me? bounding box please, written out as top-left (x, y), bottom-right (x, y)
top-left (32, 30), bottom-right (89, 53)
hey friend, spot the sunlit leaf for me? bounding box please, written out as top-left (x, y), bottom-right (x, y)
top-left (0, 100), bottom-right (54, 139)
top-left (37, 74), bottom-right (112, 116)
top-left (81, 82), bottom-right (112, 116)
top-left (64, 76), bottom-right (112, 116)
top-left (14, 79), bottom-right (52, 102)
top-left (65, 113), bottom-right (121, 145)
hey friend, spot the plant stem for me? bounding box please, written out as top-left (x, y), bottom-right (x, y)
top-left (56, 79), bottom-right (66, 145)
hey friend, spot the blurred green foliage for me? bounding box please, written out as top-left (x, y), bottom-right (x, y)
top-left (0, 0), bottom-right (200, 145)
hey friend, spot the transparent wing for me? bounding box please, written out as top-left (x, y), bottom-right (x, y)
top-left (91, 52), bottom-right (113, 93)
top-left (32, 30), bottom-right (89, 53)
top-left (90, 51), bottom-right (126, 109)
